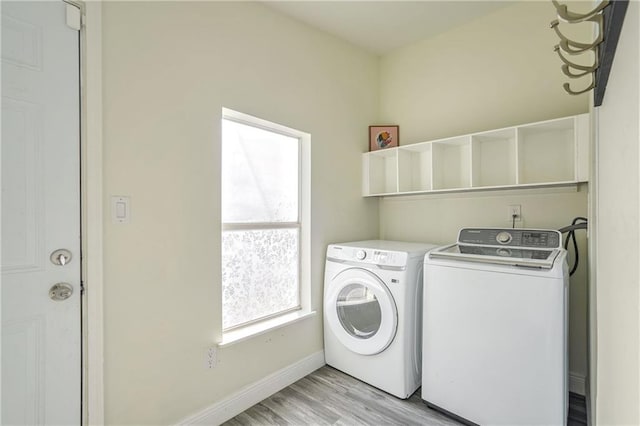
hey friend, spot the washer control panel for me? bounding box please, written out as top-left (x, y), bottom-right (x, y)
top-left (327, 245), bottom-right (408, 268)
top-left (458, 228), bottom-right (561, 249)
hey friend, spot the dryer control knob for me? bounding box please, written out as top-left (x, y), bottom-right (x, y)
top-left (355, 250), bottom-right (367, 260)
top-left (496, 231), bottom-right (512, 244)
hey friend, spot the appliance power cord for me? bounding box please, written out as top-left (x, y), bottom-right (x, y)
top-left (558, 217), bottom-right (588, 276)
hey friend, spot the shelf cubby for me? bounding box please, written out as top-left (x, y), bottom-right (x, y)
top-left (471, 128), bottom-right (517, 187)
top-left (362, 149), bottom-right (398, 195)
top-left (398, 144), bottom-right (432, 193)
top-left (517, 117), bottom-right (575, 184)
top-left (432, 136), bottom-right (472, 190)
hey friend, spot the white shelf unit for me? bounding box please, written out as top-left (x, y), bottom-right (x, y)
top-left (362, 113), bottom-right (589, 197)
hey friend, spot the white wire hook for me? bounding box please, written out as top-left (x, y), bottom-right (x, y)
top-left (552, 0), bottom-right (610, 23)
top-left (563, 73), bottom-right (595, 95)
top-left (550, 15), bottom-right (603, 54)
top-left (554, 45), bottom-right (598, 72)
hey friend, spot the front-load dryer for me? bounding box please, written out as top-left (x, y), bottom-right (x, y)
top-left (323, 240), bottom-right (437, 399)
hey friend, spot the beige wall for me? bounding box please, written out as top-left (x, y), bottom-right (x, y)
top-left (377, 2), bottom-right (590, 386)
top-left (379, 2), bottom-right (589, 143)
top-left (594, 1), bottom-right (640, 423)
top-left (102, 2), bottom-right (379, 424)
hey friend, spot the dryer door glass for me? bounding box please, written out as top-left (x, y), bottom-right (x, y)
top-left (326, 267), bottom-right (397, 355)
top-left (336, 284), bottom-right (381, 339)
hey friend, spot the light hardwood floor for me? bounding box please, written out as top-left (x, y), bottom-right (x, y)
top-left (223, 366), bottom-right (461, 426)
top-left (224, 365), bottom-right (588, 426)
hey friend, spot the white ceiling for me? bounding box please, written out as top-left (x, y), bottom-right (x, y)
top-left (263, 1), bottom-right (513, 55)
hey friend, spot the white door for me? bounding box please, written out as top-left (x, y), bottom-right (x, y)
top-left (1, 2), bottom-right (81, 424)
top-left (325, 268), bottom-right (398, 355)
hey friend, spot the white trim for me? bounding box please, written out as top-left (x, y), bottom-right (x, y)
top-left (219, 310), bottom-right (316, 348)
top-left (220, 108), bottom-right (312, 332)
top-left (569, 371), bottom-right (587, 396)
top-left (80, 2), bottom-right (104, 425)
top-left (222, 108), bottom-right (306, 140)
top-left (222, 222), bottom-right (300, 230)
top-left (176, 351), bottom-right (325, 425)
top-left (589, 105), bottom-right (598, 426)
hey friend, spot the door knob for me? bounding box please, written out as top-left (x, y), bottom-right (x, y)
top-left (50, 249), bottom-right (72, 266)
top-left (49, 283), bottom-right (74, 301)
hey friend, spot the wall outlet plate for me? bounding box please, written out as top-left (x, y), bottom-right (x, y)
top-left (508, 204), bottom-right (522, 222)
top-left (205, 346), bottom-right (217, 369)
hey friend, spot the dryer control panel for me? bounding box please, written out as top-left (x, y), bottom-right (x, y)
top-left (458, 228), bottom-right (561, 249)
top-left (327, 245), bottom-right (409, 268)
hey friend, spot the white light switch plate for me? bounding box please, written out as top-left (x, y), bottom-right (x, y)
top-left (111, 196), bottom-right (130, 224)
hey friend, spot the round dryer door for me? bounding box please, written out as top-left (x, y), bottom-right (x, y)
top-left (325, 268), bottom-right (398, 355)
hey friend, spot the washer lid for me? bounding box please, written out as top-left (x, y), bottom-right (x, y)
top-left (429, 243), bottom-right (561, 269)
top-left (325, 268), bottom-right (397, 355)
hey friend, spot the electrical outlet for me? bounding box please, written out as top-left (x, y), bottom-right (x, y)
top-left (205, 346), bottom-right (217, 369)
top-left (508, 205), bottom-right (522, 222)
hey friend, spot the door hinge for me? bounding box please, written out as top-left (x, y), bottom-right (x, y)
top-left (65, 3), bottom-right (82, 31)
top-left (80, 281), bottom-right (86, 294)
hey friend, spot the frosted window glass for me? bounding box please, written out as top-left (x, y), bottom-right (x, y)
top-left (221, 228), bottom-right (299, 329)
top-left (222, 120), bottom-right (298, 223)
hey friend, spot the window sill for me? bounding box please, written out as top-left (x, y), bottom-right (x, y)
top-left (219, 310), bottom-right (317, 348)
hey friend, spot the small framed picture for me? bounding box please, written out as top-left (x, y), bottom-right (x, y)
top-left (369, 125), bottom-right (399, 151)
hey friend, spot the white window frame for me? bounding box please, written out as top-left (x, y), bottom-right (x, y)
top-left (219, 108), bottom-right (313, 345)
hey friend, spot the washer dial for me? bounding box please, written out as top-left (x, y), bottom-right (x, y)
top-left (496, 231), bottom-right (513, 244)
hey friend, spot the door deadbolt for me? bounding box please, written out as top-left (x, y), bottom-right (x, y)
top-left (49, 283), bottom-right (74, 301)
top-left (50, 249), bottom-right (72, 266)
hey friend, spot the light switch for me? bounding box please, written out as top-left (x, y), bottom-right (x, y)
top-left (116, 201), bottom-right (126, 218)
top-left (111, 196), bottom-right (130, 224)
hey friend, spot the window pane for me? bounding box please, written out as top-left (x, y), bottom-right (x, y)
top-left (222, 228), bottom-right (299, 329)
top-left (222, 119), bottom-right (298, 223)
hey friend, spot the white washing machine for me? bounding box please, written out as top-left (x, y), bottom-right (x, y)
top-left (422, 228), bottom-right (569, 425)
top-left (324, 240), bottom-right (437, 399)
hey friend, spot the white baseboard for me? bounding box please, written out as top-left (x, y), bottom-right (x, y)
top-left (569, 371), bottom-right (586, 396)
top-left (177, 350), bottom-right (325, 425)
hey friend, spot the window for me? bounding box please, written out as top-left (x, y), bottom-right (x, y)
top-left (221, 109), bottom-right (309, 331)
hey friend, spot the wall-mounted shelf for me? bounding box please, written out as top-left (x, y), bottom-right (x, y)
top-left (362, 113), bottom-right (589, 197)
